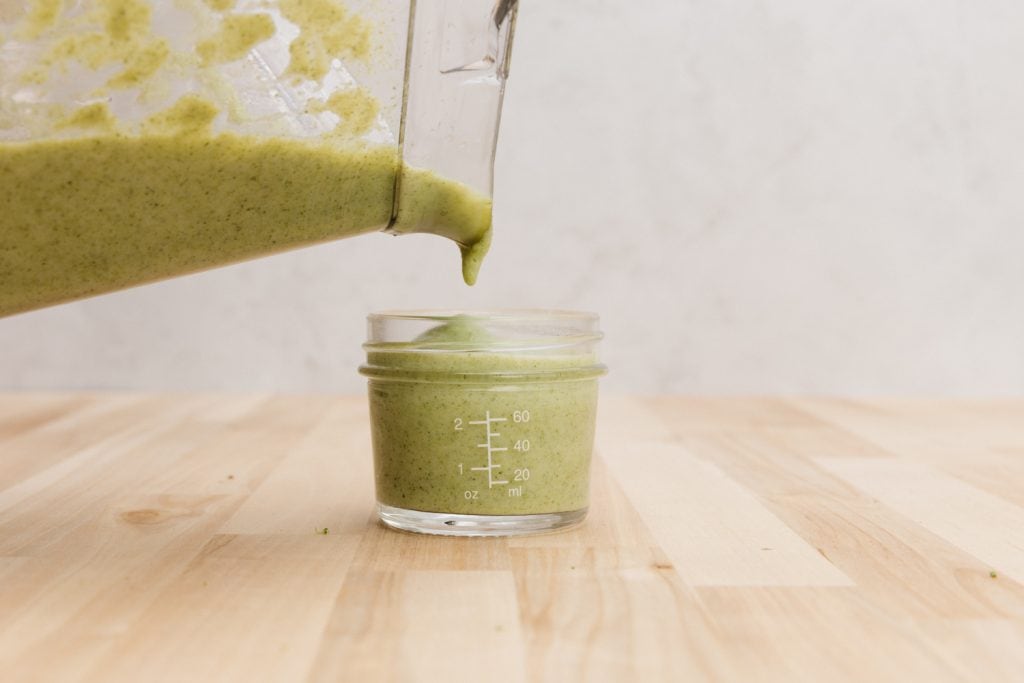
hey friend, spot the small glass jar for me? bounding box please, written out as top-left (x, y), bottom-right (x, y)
top-left (360, 310), bottom-right (606, 536)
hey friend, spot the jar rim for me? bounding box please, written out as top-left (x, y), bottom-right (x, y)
top-left (367, 308), bottom-right (599, 324)
top-left (362, 309), bottom-right (605, 380)
top-left (364, 308), bottom-right (603, 351)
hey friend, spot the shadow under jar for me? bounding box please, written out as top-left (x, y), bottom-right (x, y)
top-left (360, 310), bottom-right (607, 536)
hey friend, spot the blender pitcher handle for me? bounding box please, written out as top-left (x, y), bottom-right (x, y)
top-left (387, 0), bottom-right (519, 241)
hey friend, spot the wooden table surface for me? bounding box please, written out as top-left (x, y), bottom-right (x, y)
top-left (1, 394), bottom-right (1023, 682)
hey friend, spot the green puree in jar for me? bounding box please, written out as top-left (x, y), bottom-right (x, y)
top-left (362, 316), bottom-right (603, 516)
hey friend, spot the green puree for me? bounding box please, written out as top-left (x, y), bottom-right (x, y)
top-left (363, 318), bottom-right (602, 516)
top-left (0, 135), bottom-right (492, 317)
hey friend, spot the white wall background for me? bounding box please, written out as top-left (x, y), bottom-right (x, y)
top-left (2, 0), bottom-right (1023, 394)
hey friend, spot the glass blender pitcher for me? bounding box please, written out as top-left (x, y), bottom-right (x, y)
top-left (0, 0), bottom-right (518, 318)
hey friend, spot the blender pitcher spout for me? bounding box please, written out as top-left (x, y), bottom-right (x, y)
top-left (387, 0), bottom-right (519, 285)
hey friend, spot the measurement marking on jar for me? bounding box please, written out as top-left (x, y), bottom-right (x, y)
top-left (468, 411), bottom-right (510, 488)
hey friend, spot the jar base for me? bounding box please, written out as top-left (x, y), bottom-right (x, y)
top-left (377, 504), bottom-right (587, 537)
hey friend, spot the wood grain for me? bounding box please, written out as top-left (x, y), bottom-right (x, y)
top-left (0, 394), bottom-right (1022, 682)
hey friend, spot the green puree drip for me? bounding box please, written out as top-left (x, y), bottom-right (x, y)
top-left (0, 135), bottom-right (492, 317)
